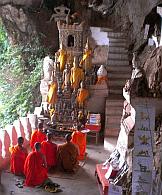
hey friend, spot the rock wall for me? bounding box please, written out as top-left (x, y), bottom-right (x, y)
top-left (110, 0), bottom-right (162, 50)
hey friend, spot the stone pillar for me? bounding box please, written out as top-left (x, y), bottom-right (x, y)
top-left (0, 130), bottom-right (10, 168)
top-left (5, 125), bottom-right (17, 146)
top-left (19, 117), bottom-right (32, 143)
top-left (27, 114), bottom-right (38, 131)
top-left (13, 119), bottom-right (25, 138)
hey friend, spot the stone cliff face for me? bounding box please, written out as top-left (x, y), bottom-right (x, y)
top-left (0, 0), bottom-right (162, 75)
top-left (109, 0), bottom-right (162, 50)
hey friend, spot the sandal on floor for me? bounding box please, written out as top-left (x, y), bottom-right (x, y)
top-left (45, 182), bottom-right (60, 188)
top-left (16, 183), bottom-right (23, 188)
top-left (45, 185), bottom-right (62, 193)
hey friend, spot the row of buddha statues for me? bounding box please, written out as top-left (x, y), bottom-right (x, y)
top-left (40, 40), bottom-right (108, 127)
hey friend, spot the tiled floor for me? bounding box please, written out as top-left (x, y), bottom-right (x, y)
top-left (0, 138), bottom-right (117, 195)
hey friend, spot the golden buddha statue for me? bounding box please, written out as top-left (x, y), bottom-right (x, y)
top-left (46, 77), bottom-right (58, 105)
top-left (70, 56), bottom-right (84, 90)
top-left (57, 42), bottom-right (67, 72)
top-left (76, 81), bottom-right (89, 108)
top-left (80, 38), bottom-right (92, 73)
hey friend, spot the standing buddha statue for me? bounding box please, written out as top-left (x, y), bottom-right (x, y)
top-left (76, 81), bottom-right (89, 109)
top-left (80, 38), bottom-right (92, 74)
top-left (57, 42), bottom-right (67, 72)
top-left (70, 56), bottom-right (84, 90)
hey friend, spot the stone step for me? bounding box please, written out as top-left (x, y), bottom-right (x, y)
top-left (107, 32), bottom-right (125, 38)
top-left (109, 42), bottom-right (127, 47)
top-left (109, 46), bottom-right (127, 54)
top-left (106, 107), bottom-right (123, 116)
top-left (105, 123), bottom-right (121, 130)
top-left (108, 79), bottom-right (126, 87)
top-left (100, 27), bottom-right (113, 32)
top-left (109, 88), bottom-right (122, 95)
top-left (106, 101), bottom-right (124, 108)
top-left (107, 65), bottom-right (131, 72)
top-left (108, 53), bottom-right (128, 60)
top-left (104, 128), bottom-right (120, 137)
top-left (106, 98), bottom-right (124, 107)
top-left (108, 59), bottom-right (129, 66)
top-left (108, 72), bottom-right (131, 79)
top-left (105, 116), bottom-right (121, 124)
top-left (109, 37), bottom-right (127, 43)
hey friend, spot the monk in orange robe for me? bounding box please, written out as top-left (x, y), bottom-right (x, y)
top-left (41, 133), bottom-right (57, 170)
top-left (0, 170), bottom-right (1, 184)
top-left (71, 125), bottom-right (86, 160)
top-left (9, 137), bottom-right (28, 176)
top-left (57, 134), bottom-right (79, 172)
top-left (30, 122), bottom-right (46, 150)
top-left (24, 142), bottom-right (48, 187)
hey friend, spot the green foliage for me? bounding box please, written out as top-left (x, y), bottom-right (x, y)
top-left (0, 23), bottom-right (45, 127)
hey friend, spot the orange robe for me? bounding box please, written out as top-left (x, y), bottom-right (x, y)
top-left (47, 82), bottom-right (58, 105)
top-left (58, 49), bottom-right (67, 72)
top-left (80, 49), bottom-right (92, 72)
top-left (9, 145), bottom-right (28, 175)
top-left (70, 67), bottom-right (84, 89)
top-left (71, 131), bottom-right (86, 160)
top-left (24, 151), bottom-right (48, 187)
top-left (30, 130), bottom-right (46, 150)
top-left (77, 88), bottom-right (89, 107)
top-left (57, 142), bottom-right (78, 171)
top-left (41, 141), bottom-right (57, 168)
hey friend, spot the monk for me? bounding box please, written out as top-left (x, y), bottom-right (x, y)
top-left (0, 170), bottom-right (1, 184)
top-left (24, 142), bottom-right (48, 187)
top-left (57, 134), bottom-right (79, 172)
top-left (9, 137), bottom-right (28, 176)
top-left (41, 133), bottom-right (57, 170)
top-left (71, 125), bottom-right (87, 160)
top-left (30, 122), bottom-right (46, 150)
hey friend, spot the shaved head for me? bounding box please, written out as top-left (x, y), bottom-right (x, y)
top-left (17, 137), bottom-right (24, 145)
top-left (65, 134), bottom-right (71, 143)
top-left (34, 142), bottom-right (41, 151)
top-left (47, 133), bottom-right (53, 140)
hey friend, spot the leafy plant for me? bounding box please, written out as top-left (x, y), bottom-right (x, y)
top-left (0, 22), bottom-right (46, 127)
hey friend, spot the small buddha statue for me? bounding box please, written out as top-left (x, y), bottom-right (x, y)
top-left (62, 63), bottom-right (71, 91)
top-left (76, 81), bottom-right (89, 108)
top-left (96, 65), bottom-right (108, 85)
top-left (70, 56), bottom-right (84, 90)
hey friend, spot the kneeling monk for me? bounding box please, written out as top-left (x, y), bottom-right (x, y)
top-left (71, 125), bottom-right (86, 160)
top-left (9, 137), bottom-right (28, 176)
top-left (57, 134), bottom-right (78, 172)
top-left (30, 122), bottom-right (46, 150)
top-left (24, 142), bottom-right (48, 187)
top-left (41, 133), bottom-right (57, 170)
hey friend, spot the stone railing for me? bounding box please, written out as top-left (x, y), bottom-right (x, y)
top-left (0, 114), bottom-right (38, 169)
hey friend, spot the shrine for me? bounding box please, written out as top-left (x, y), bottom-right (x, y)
top-left (1, 1), bottom-right (162, 195)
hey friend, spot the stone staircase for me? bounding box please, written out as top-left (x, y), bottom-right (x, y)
top-left (101, 28), bottom-right (131, 137)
